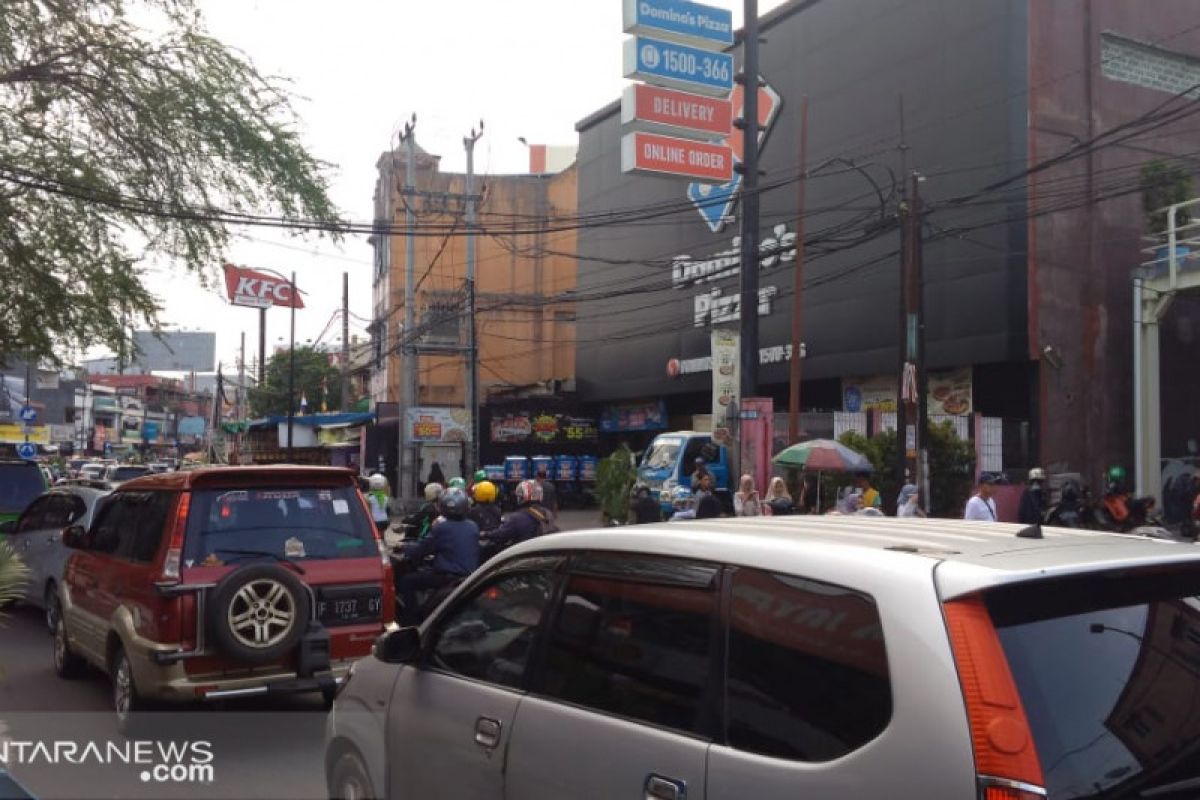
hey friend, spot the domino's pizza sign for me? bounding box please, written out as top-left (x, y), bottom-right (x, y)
top-left (687, 80), bottom-right (782, 232)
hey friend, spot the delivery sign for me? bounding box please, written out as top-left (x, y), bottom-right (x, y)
top-left (222, 263), bottom-right (305, 309)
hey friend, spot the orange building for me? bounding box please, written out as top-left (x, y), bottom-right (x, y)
top-left (368, 141), bottom-right (576, 462)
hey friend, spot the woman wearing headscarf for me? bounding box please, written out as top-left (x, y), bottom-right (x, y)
top-left (765, 476), bottom-right (795, 516)
top-left (897, 484), bottom-right (925, 518)
top-left (733, 474), bottom-right (763, 517)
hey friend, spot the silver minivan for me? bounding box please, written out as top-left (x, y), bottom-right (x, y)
top-left (327, 517), bottom-right (1200, 799)
top-left (2, 485), bottom-right (109, 631)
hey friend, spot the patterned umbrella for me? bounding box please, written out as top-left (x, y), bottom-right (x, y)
top-left (772, 439), bottom-right (873, 473)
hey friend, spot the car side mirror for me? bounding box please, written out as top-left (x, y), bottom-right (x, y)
top-left (0, 519), bottom-right (15, 535)
top-left (374, 627), bottom-right (421, 664)
top-left (62, 524), bottom-right (88, 549)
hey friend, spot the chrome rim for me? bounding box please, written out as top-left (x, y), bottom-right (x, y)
top-left (228, 578), bottom-right (296, 648)
top-left (114, 657), bottom-right (132, 720)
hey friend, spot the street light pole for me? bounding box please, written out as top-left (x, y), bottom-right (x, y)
top-left (464, 121), bottom-right (484, 477)
top-left (287, 271), bottom-right (296, 459)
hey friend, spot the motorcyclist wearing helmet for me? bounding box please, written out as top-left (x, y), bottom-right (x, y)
top-left (468, 469), bottom-right (488, 497)
top-left (482, 478), bottom-right (554, 552)
top-left (447, 476), bottom-right (467, 491)
top-left (395, 487), bottom-right (480, 625)
top-left (668, 485), bottom-right (696, 521)
top-left (1102, 465), bottom-right (1132, 528)
top-left (366, 473), bottom-right (391, 534)
top-left (630, 483), bottom-right (662, 524)
top-left (468, 480), bottom-right (503, 533)
top-left (1018, 467), bottom-right (1047, 525)
top-left (402, 482), bottom-right (444, 540)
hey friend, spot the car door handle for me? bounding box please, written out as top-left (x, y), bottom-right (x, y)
top-left (474, 716), bottom-right (502, 749)
top-left (645, 775), bottom-right (686, 800)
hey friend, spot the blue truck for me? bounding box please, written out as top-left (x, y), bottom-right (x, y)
top-left (637, 431), bottom-right (731, 515)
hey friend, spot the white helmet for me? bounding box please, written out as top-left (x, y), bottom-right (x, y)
top-left (515, 479), bottom-right (543, 505)
top-left (424, 482), bottom-right (444, 502)
top-left (368, 473), bottom-right (386, 491)
top-left (1028, 467), bottom-right (1046, 482)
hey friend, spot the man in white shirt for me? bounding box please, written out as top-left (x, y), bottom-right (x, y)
top-left (963, 475), bottom-right (999, 522)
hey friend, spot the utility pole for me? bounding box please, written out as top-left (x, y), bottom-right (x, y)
top-left (737, 0), bottom-right (762, 399)
top-left (913, 174), bottom-right (928, 511)
top-left (238, 331), bottom-right (246, 421)
top-left (894, 96), bottom-right (910, 502)
top-left (258, 307), bottom-right (266, 399)
top-left (287, 271), bottom-right (297, 458)
top-left (788, 97), bottom-right (808, 445)
top-left (341, 272), bottom-right (350, 411)
top-left (398, 114), bottom-right (417, 504)
top-left (463, 121), bottom-right (484, 477)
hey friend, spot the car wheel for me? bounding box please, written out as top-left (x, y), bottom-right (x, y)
top-left (112, 648), bottom-right (143, 736)
top-left (44, 584), bottom-right (59, 634)
top-left (53, 616), bottom-right (85, 679)
top-left (329, 750), bottom-right (376, 800)
top-left (208, 564), bottom-right (311, 663)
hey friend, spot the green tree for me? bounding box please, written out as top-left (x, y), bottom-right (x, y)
top-left (596, 444), bottom-right (637, 526)
top-left (0, 0), bottom-right (340, 363)
top-left (839, 422), bottom-right (975, 517)
top-left (251, 345), bottom-right (339, 418)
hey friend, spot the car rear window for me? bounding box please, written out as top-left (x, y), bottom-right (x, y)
top-left (112, 466), bottom-right (150, 481)
top-left (183, 486), bottom-right (375, 565)
top-left (987, 567), bottom-right (1200, 799)
top-left (0, 463), bottom-right (45, 514)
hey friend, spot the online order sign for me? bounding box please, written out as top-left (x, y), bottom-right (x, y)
top-left (623, 35), bottom-right (733, 97)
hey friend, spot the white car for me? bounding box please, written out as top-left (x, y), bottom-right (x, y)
top-left (328, 516), bottom-right (1200, 799)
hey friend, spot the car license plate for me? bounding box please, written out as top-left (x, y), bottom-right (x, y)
top-left (316, 586), bottom-right (383, 626)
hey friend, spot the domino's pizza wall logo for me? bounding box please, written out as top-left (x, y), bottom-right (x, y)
top-left (687, 80), bottom-right (782, 233)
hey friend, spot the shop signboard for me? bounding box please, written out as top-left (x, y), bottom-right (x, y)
top-left (0, 424), bottom-right (49, 445)
top-left (492, 411), bottom-right (600, 444)
top-left (49, 424), bottom-right (75, 443)
top-left (841, 368), bottom-right (973, 416)
top-left (491, 412), bottom-right (533, 444)
top-left (599, 399), bottom-right (668, 433)
top-left (222, 263), bottom-right (305, 309)
top-left (621, 131), bottom-right (733, 183)
top-left (142, 421), bottom-right (161, 442)
top-left (711, 328), bottom-right (739, 447)
top-left (623, 36), bottom-right (734, 97)
top-left (406, 407), bottom-right (471, 443)
top-left (621, 83), bottom-right (732, 139)
top-left (622, 0), bottom-right (734, 48)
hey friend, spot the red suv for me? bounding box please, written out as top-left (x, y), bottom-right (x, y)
top-left (53, 466), bottom-right (394, 731)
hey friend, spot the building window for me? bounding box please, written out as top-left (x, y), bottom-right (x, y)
top-left (64, 407), bottom-right (76, 424)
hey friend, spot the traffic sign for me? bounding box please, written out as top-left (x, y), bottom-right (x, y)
top-left (622, 131), bottom-right (733, 183)
top-left (15, 442), bottom-right (37, 460)
top-left (17, 405), bottom-right (36, 424)
top-left (621, 84), bottom-right (732, 139)
top-left (623, 0), bottom-right (734, 48)
top-left (623, 36), bottom-right (734, 97)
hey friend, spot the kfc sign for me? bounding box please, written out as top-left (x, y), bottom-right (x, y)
top-left (222, 263), bottom-right (305, 309)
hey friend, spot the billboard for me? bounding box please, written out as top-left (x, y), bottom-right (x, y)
top-left (129, 331), bottom-right (216, 373)
top-left (222, 263), bottom-right (305, 309)
top-left (406, 407), bottom-right (471, 443)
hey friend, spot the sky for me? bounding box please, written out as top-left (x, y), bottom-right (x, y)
top-left (120, 0), bottom-right (788, 375)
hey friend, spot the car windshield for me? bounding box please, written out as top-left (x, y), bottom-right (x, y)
top-left (987, 566), bottom-right (1200, 799)
top-left (642, 439), bottom-right (683, 470)
top-left (112, 466), bottom-right (150, 481)
top-left (183, 486), bottom-right (375, 565)
top-left (0, 464), bottom-right (45, 514)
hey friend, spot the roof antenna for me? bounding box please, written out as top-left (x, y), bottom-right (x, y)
top-left (1016, 524), bottom-right (1044, 539)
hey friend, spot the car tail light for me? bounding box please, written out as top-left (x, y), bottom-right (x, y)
top-left (161, 492), bottom-right (191, 582)
top-left (942, 597), bottom-right (1046, 800)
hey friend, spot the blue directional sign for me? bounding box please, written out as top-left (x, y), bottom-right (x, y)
top-left (15, 442), bottom-right (37, 460)
top-left (623, 36), bottom-right (734, 97)
top-left (623, 0), bottom-right (734, 48)
top-left (17, 405), bottom-right (36, 424)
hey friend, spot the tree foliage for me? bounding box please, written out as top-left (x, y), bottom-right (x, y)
top-left (250, 345), bottom-right (339, 418)
top-left (0, 0), bottom-right (340, 362)
top-left (596, 444), bottom-right (637, 526)
top-left (838, 422), bottom-right (975, 517)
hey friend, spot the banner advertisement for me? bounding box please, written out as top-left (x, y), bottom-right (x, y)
top-left (0, 425), bottom-right (49, 445)
top-left (598, 400), bottom-right (667, 433)
top-left (841, 367), bottom-right (973, 416)
top-left (49, 424), bottom-right (76, 443)
top-left (711, 329), bottom-right (740, 447)
top-left (406, 407), bottom-right (471, 443)
top-left (492, 411), bottom-right (600, 444)
top-left (739, 397), bottom-right (774, 497)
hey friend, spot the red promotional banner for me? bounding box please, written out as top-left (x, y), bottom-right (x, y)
top-left (222, 263), bottom-right (305, 309)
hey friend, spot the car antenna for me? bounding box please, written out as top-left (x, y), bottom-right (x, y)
top-left (1016, 523), bottom-right (1044, 539)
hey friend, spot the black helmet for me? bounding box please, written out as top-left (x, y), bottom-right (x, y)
top-left (439, 487), bottom-right (469, 520)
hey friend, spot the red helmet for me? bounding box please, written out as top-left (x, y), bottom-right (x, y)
top-left (515, 478), bottom-right (543, 505)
